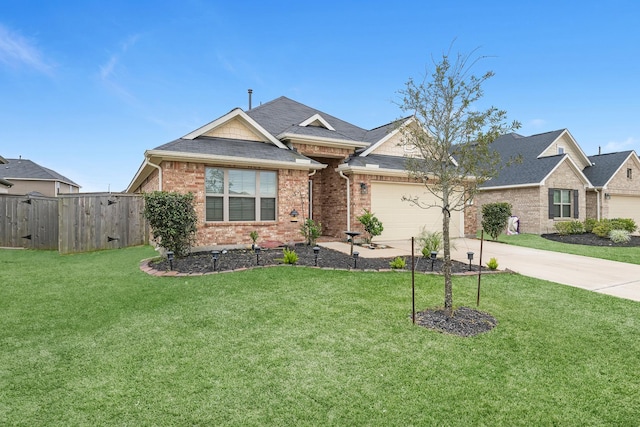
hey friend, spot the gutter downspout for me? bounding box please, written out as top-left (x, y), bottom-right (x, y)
top-left (145, 158), bottom-right (162, 191)
top-left (339, 170), bottom-right (351, 231)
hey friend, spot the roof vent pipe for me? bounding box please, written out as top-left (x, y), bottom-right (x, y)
top-left (598, 146), bottom-right (601, 155)
top-left (248, 89), bottom-right (253, 110)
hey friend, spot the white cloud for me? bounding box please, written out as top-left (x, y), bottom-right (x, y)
top-left (603, 137), bottom-right (638, 152)
top-left (97, 34), bottom-right (141, 103)
top-left (0, 24), bottom-right (53, 74)
top-left (529, 118), bottom-right (546, 128)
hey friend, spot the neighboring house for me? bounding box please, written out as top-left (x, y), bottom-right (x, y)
top-left (0, 156), bottom-right (13, 193)
top-left (476, 129), bottom-right (640, 234)
top-left (583, 150), bottom-right (640, 228)
top-left (1, 157), bottom-right (81, 197)
top-left (127, 96), bottom-right (471, 247)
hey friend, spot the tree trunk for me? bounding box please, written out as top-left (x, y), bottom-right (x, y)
top-left (442, 187), bottom-right (453, 317)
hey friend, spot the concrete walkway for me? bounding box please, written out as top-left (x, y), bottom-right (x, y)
top-left (321, 238), bottom-right (640, 302)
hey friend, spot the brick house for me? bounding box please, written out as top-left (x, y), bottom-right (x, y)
top-left (475, 129), bottom-right (640, 234)
top-left (127, 96), bottom-right (472, 248)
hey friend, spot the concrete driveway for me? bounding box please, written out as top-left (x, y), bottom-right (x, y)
top-left (374, 238), bottom-right (640, 302)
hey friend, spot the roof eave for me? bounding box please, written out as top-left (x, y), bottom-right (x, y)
top-left (126, 150), bottom-right (327, 193)
top-left (279, 133), bottom-right (369, 149)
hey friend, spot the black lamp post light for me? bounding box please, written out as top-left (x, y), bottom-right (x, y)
top-left (313, 246), bottom-right (320, 266)
top-left (167, 251), bottom-right (174, 270)
top-left (211, 250), bottom-right (220, 271)
top-left (429, 251), bottom-right (438, 271)
top-left (353, 251), bottom-right (359, 269)
top-left (467, 251), bottom-right (474, 271)
top-left (254, 246), bottom-right (261, 265)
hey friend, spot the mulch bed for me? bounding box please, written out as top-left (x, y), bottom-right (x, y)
top-left (542, 232), bottom-right (640, 247)
top-left (150, 244), bottom-right (482, 274)
top-left (149, 244), bottom-right (495, 337)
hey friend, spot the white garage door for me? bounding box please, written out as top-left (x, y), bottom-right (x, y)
top-left (608, 195), bottom-right (640, 233)
top-left (370, 182), bottom-right (464, 240)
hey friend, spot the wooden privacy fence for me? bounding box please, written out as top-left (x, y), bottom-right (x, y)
top-left (0, 194), bottom-right (59, 249)
top-left (0, 193), bottom-right (148, 253)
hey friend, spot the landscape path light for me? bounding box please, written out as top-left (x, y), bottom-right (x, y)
top-left (430, 251), bottom-right (437, 272)
top-left (211, 250), bottom-right (220, 271)
top-left (353, 251), bottom-right (359, 269)
top-left (167, 251), bottom-right (174, 270)
top-left (467, 251), bottom-right (474, 271)
top-left (254, 246), bottom-right (261, 265)
top-left (313, 246), bottom-right (320, 266)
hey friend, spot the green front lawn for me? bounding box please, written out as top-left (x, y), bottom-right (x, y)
top-left (1, 247), bottom-right (639, 425)
top-left (481, 232), bottom-right (640, 265)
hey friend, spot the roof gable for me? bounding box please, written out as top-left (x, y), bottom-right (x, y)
top-left (182, 108), bottom-right (286, 148)
top-left (584, 150), bottom-right (639, 187)
top-left (299, 113), bottom-right (335, 131)
top-left (537, 129), bottom-right (591, 169)
top-left (359, 117), bottom-right (413, 157)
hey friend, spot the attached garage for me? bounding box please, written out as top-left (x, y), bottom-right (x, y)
top-left (608, 195), bottom-right (640, 233)
top-left (370, 182), bottom-right (464, 240)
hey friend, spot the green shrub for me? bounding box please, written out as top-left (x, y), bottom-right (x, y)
top-left (481, 202), bottom-right (512, 240)
top-left (610, 218), bottom-right (637, 233)
top-left (589, 218), bottom-right (636, 237)
top-left (417, 228), bottom-right (443, 257)
top-left (583, 218), bottom-right (598, 233)
top-left (487, 257), bottom-right (499, 270)
top-left (554, 220), bottom-right (584, 235)
top-left (609, 229), bottom-right (631, 244)
top-left (389, 257), bottom-right (407, 269)
top-left (356, 209), bottom-right (384, 244)
top-left (300, 219), bottom-right (322, 245)
top-left (592, 222), bottom-right (611, 238)
top-left (143, 191), bottom-right (197, 256)
top-left (278, 248), bottom-right (299, 264)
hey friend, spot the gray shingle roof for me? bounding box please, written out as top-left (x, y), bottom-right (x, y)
top-left (2, 158), bottom-right (79, 186)
top-left (245, 96), bottom-right (370, 143)
top-left (154, 136), bottom-right (323, 166)
top-left (583, 151), bottom-right (633, 187)
top-left (480, 130), bottom-right (568, 188)
top-left (346, 153), bottom-right (408, 170)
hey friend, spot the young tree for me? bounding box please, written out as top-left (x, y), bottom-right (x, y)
top-left (398, 48), bottom-right (520, 317)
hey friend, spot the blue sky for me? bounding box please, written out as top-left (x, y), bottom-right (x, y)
top-left (1, 1), bottom-right (639, 192)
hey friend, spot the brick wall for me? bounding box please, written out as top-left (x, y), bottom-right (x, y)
top-left (476, 186), bottom-right (542, 234)
top-left (155, 161), bottom-right (308, 247)
top-left (476, 161), bottom-right (589, 235)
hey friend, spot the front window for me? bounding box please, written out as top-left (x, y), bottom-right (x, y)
top-left (205, 168), bottom-right (276, 222)
top-left (553, 189), bottom-right (571, 218)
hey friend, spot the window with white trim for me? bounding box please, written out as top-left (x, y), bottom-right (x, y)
top-left (205, 168), bottom-right (277, 222)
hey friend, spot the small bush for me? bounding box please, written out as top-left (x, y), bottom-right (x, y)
top-left (389, 257), bottom-right (407, 269)
top-left (554, 220), bottom-right (584, 235)
top-left (487, 257), bottom-right (499, 270)
top-left (609, 229), bottom-right (631, 244)
top-left (583, 218), bottom-right (598, 233)
top-left (417, 228), bottom-right (443, 256)
top-left (482, 202), bottom-right (512, 240)
top-left (356, 209), bottom-right (384, 244)
top-left (610, 218), bottom-right (637, 233)
top-left (249, 231), bottom-right (259, 245)
top-left (143, 191), bottom-right (197, 256)
top-left (300, 219), bottom-right (322, 245)
top-left (592, 222), bottom-right (611, 238)
top-left (278, 248), bottom-right (299, 264)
